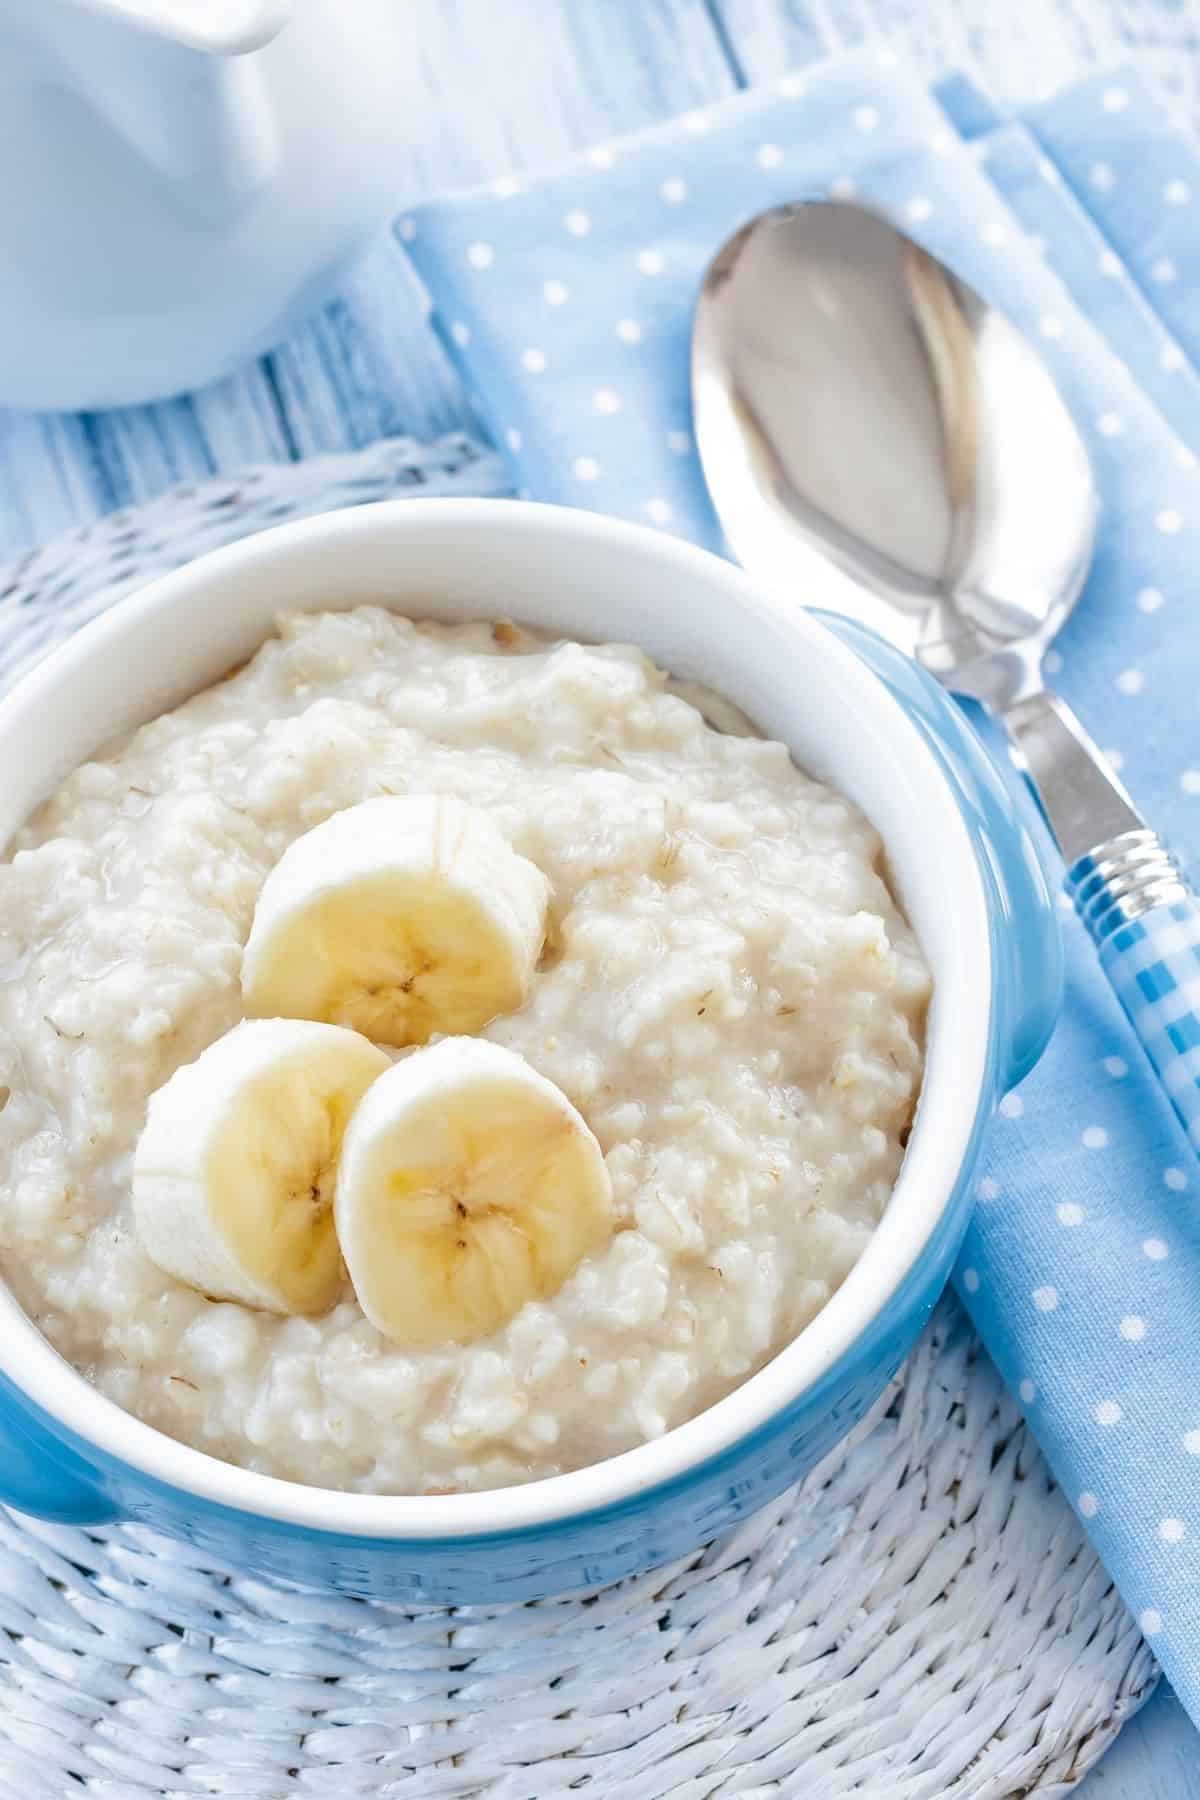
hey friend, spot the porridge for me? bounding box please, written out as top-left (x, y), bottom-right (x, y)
top-left (0, 608), bottom-right (929, 1494)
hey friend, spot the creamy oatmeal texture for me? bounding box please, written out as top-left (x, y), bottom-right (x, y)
top-left (0, 609), bottom-right (929, 1494)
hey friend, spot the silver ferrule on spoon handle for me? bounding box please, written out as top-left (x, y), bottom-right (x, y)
top-left (1002, 687), bottom-right (1190, 927)
top-left (1066, 828), bottom-right (1189, 940)
top-left (1004, 688), bottom-right (1200, 1154)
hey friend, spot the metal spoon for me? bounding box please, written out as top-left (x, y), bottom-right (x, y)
top-left (693, 199), bottom-right (1200, 1138)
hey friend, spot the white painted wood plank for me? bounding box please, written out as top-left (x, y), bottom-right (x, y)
top-left (0, 413), bottom-right (109, 550)
top-left (75, 400), bottom-right (215, 512)
top-left (711, 0), bottom-right (1200, 124)
top-left (189, 366), bottom-right (296, 467)
top-left (263, 239), bottom-right (467, 460)
top-left (389, 0), bottom-right (736, 182)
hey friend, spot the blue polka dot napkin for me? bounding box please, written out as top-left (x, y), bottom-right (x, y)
top-left (402, 53), bottom-right (1200, 1719)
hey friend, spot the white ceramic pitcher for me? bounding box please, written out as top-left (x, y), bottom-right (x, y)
top-left (0, 0), bottom-right (408, 409)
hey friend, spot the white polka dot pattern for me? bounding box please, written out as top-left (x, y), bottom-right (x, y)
top-left (404, 56), bottom-right (1200, 1713)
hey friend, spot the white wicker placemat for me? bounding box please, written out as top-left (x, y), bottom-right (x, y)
top-left (0, 437), bottom-right (1157, 1799)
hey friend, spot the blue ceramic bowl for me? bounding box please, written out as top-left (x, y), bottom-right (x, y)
top-left (0, 501), bottom-right (1061, 1600)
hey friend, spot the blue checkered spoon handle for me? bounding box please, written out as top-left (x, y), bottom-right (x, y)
top-left (1067, 843), bottom-right (1200, 1151)
top-left (1007, 691), bottom-right (1200, 1150)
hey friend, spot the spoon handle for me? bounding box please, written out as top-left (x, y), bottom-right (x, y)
top-left (1067, 838), bottom-right (1200, 1157)
top-left (1004, 689), bottom-right (1200, 1154)
top-left (1003, 689), bottom-right (1142, 868)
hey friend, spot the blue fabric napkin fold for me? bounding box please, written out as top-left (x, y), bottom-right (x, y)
top-left (402, 52), bottom-right (1200, 1720)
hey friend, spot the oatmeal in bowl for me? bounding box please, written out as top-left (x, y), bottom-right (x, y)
top-left (0, 604), bottom-right (927, 1496)
top-left (0, 501), bottom-right (1057, 1598)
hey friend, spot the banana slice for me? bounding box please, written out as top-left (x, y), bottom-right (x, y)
top-left (133, 1019), bottom-right (391, 1314)
top-left (241, 795), bottom-right (550, 1048)
top-left (336, 1037), bottom-right (614, 1347)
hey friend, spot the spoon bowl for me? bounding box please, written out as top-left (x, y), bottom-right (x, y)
top-left (693, 200), bottom-right (1096, 708)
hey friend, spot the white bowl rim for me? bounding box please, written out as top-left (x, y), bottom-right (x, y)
top-left (0, 499), bottom-right (991, 1538)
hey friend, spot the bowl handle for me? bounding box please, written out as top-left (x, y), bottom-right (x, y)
top-left (0, 1374), bottom-right (118, 1523)
top-left (817, 613), bottom-right (1063, 1091)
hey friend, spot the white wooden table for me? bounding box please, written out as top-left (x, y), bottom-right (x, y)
top-left (2, 2), bottom-right (1198, 1791)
